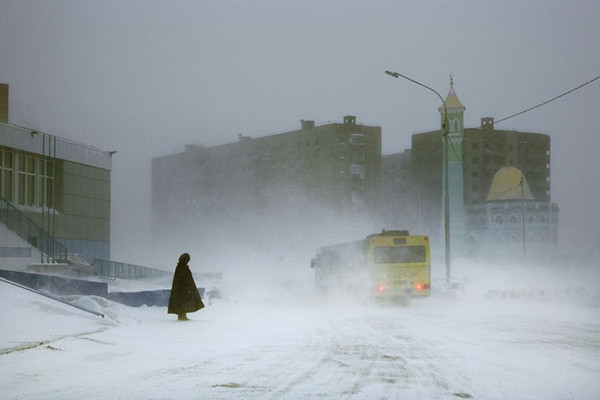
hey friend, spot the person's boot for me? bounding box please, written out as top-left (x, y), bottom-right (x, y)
top-left (178, 313), bottom-right (188, 321)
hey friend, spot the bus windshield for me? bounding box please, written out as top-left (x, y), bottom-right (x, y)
top-left (373, 245), bottom-right (426, 264)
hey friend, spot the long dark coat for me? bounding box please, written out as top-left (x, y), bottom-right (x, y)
top-left (168, 262), bottom-right (204, 315)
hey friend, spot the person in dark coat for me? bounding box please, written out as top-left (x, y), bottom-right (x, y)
top-left (168, 253), bottom-right (204, 321)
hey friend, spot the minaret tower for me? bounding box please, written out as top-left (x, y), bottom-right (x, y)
top-left (439, 75), bottom-right (466, 260)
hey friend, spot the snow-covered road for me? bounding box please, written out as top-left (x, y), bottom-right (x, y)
top-left (1, 262), bottom-right (599, 399)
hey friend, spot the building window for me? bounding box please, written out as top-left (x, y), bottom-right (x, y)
top-left (494, 215), bottom-right (503, 225)
top-left (17, 155), bottom-right (37, 206)
top-left (350, 164), bottom-right (365, 179)
top-left (349, 134), bottom-right (364, 145)
top-left (0, 150), bottom-right (14, 200)
top-left (509, 214), bottom-right (518, 224)
top-left (0, 150), bottom-right (54, 208)
top-left (451, 119), bottom-right (460, 132)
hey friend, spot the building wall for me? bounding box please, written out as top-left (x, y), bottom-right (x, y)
top-left (0, 84), bottom-right (8, 123)
top-left (465, 201), bottom-right (559, 257)
top-left (0, 222), bottom-right (41, 269)
top-left (410, 125), bottom-right (551, 235)
top-left (56, 160), bottom-right (111, 260)
top-left (410, 131), bottom-right (443, 237)
top-left (0, 123), bottom-right (111, 263)
top-left (463, 126), bottom-right (550, 205)
top-left (152, 116), bottom-right (382, 247)
top-left (381, 150), bottom-right (423, 232)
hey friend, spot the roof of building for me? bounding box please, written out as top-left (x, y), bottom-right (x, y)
top-left (439, 75), bottom-right (465, 112)
top-left (487, 165), bottom-right (534, 201)
top-left (0, 122), bottom-right (112, 170)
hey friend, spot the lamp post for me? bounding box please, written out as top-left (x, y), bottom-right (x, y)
top-left (385, 71), bottom-right (451, 283)
top-left (520, 175), bottom-right (526, 257)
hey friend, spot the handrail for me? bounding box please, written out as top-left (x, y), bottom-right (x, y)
top-left (0, 195), bottom-right (68, 262)
top-left (93, 258), bottom-right (172, 280)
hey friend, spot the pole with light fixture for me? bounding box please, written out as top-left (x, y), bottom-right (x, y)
top-left (385, 70), bottom-right (451, 283)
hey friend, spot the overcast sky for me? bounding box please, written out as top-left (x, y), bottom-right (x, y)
top-left (1, 0), bottom-right (599, 262)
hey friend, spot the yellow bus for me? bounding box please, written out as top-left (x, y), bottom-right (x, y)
top-left (311, 230), bottom-right (431, 301)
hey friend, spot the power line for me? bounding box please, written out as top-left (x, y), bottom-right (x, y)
top-left (445, 74), bottom-right (599, 167)
top-left (494, 74), bottom-right (600, 125)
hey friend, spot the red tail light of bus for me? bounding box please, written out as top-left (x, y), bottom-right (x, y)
top-left (377, 284), bottom-right (386, 293)
top-left (415, 283), bottom-right (431, 291)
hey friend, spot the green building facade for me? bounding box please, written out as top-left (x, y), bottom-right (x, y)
top-left (0, 122), bottom-right (112, 264)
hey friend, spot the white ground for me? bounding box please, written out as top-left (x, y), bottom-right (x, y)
top-left (1, 260), bottom-right (599, 400)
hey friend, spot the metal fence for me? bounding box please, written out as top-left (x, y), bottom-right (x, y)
top-left (0, 195), bottom-right (68, 263)
top-left (93, 258), bottom-right (172, 280)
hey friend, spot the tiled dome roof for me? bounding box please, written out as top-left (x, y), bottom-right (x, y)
top-left (487, 166), bottom-right (534, 201)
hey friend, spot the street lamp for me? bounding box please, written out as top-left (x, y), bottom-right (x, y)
top-left (385, 71), bottom-right (451, 283)
top-left (520, 175), bottom-right (526, 257)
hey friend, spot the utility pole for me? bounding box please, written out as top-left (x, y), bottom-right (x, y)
top-left (385, 71), bottom-right (451, 283)
top-left (521, 175), bottom-right (526, 257)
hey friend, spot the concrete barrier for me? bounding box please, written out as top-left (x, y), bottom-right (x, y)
top-left (107, 288), bottom-right (205, 307)
top-left (0, 269), bottom-right (205, 308)
top-left (0, 269), bottom-right (108, 297)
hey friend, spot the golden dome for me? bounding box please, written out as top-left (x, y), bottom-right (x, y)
top-left (487, 166), bottom-right (534, 201)
top-left (439, 75), bottom-right (465, 111)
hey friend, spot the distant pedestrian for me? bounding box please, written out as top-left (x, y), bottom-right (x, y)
top-left (168, 253), bottom-right (204, 321)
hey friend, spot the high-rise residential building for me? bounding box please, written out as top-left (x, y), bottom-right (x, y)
top-left (152, 116), bottom-right (381, 249)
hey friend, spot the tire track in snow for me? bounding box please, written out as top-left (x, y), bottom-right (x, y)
top-left (0, 328), bottom-right (108, 356)
top-left (262, 307), bottom-right (455, 399)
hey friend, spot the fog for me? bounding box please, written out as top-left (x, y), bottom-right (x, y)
top-left (1, 0), bottom-right (599, 268)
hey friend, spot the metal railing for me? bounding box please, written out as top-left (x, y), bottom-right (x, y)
top-left (93, 258), bottom-right (172, 280)
top-left (0, 195), bottom-right (68, 262)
